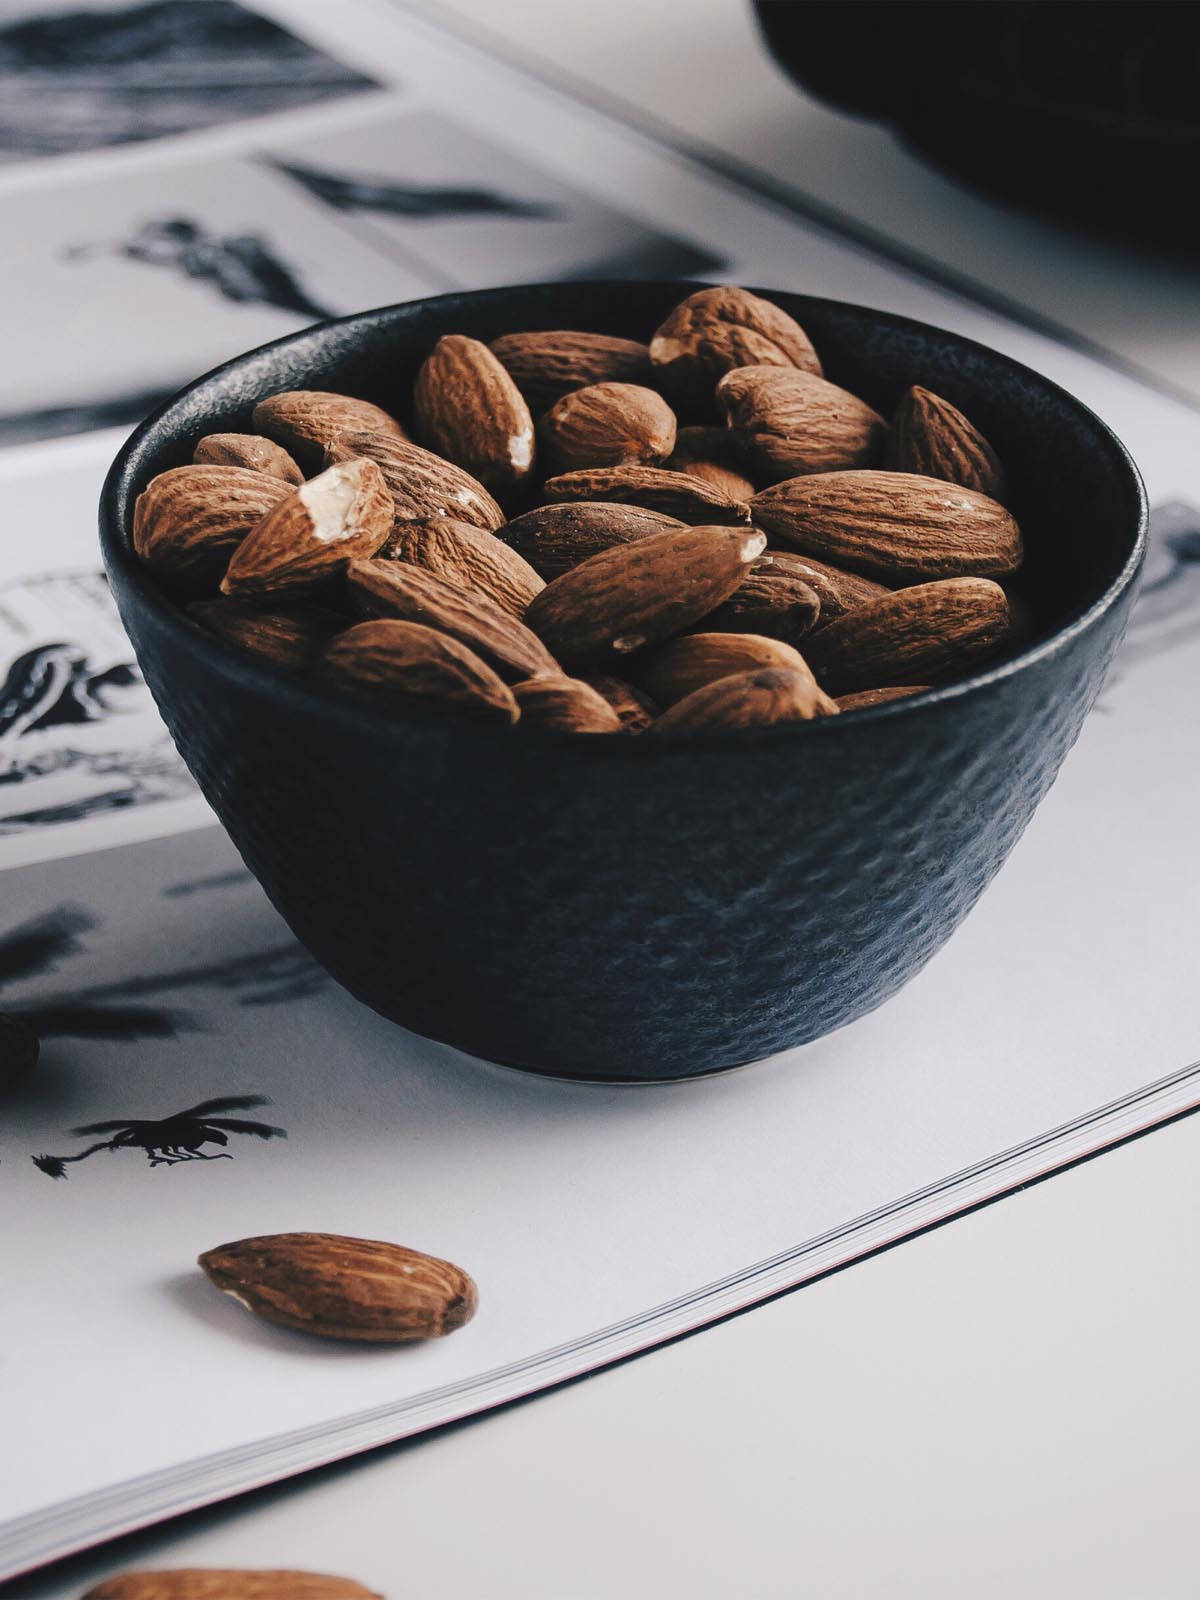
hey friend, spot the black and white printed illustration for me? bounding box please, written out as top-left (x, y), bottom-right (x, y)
top-left (33, 1094), bottom-right (287, 1176)
top-left (1120, 500), bottom-right (1200, 667)
top-left (0, 0), bottom-right (376, 162)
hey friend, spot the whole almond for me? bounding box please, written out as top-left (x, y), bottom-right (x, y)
top-left (502, 501), bottom-right (684, 580)
top-left (83, 1570), bottom-right (380, 1600)
top-left (758, 550), bottom-right (890, 628)
top-left (634, 631), bottom-right (831, 708)
top-left (651, 667), bottom-right (838, 734)
top-left (489, 329), bottom-right (652, 412)
top-left (383, 517), bottom-right (543, 616)
top-left (188, 598), bottom-right (344, 672)
top-left (252, 390), bottom-right (406, 471)
top-left (220, 458), bottom-right (393, 600)
top-left (716, 365), bottom-right (887, 479)
top-left (648, 287), bottom-right (822, 411)
top-left (802, 578), bottom-right (1013, 693)
top-left (132, 466), bottom-right (291, 585)
top-left (513, 675), bottom-right (623, 732)
top-left (317, 619), bottom-right (518, 722)
top-left (413, 334), bottom-right (535, 492)
top-left (699, 560), bottom-right (821, 645)
top-left (193, 433), bottom-right (303, 484)
top-left (200, 1231), bottom-right (478, 1341)
top-left (541, 464), bottom-right (750, 525)
top-left (345, 560), bottom-right (557, 682)
top-left (836, 685), bottom-right (930, 711)
top-left (666, 425), bottom-right (757, 500)
top-left (580, 675), bottom-right (659, 732)
top-left (525, 524), bottom-right (766, 668)
top-left (886, 385), bottom-right (1007, 501)
top-left (539, 382), bottom-right (676, 474)
top-left (750, 470), bottom-right (1023, 583)
top-left (326, 430), bottom-right (504, 532)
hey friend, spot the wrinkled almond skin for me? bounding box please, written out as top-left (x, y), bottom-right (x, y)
top-left (539, 382), bottom-right (676, 474)
top-left (525, 524), bottom-right (766, 669)
top-left (651, 667), bottom-right (838, 734)
top-left (803, 578), bottom-right (1013, 693)
top-left (502, 501), bottom-right (684, 580)
top-left (836, 685), bottom-right (930, 712)
top-left (220, 458), bottom-right (393, 600)
top-left (132, 466), bottom-right (291, 585)
top-left (316, 619), bottom-right (518, 722)
top-left (666, 425), bottom-right (757, 500)
top-left (252, 390), bottom-right (406, 472)
top-left (384, 517), bottom-right (543, 616)
top-left (83, 1570), bottom-right (381, 1600)
top-left (717, 365), bottom-right (887, 480)
top-left (489, 330), bottom-right (652, 412)
top-left (345, 559), bottom-right (557, 682)
top-left (648, 287), bottom-right (822, 411)
top-left (412, 334), bottom-right (535, 492)
top-left (188, 598), bottom-right (344, 672)
top-left (192, 433), bottom-right (304, 484)
top-left (698, 560), bottom-right (821, 645)
top-left (513, 675), bottom-right (623, 732)
top-left (758, 550), bottom-right (890, 629)
top-left (634, 631), bottom-right (830, 708)
top-left (541, 465), bottom-right (750, 526)
top-left (580, 675), bottom-right (659, 733)
top-left (886, 385), bottom-right (1008, 501)
top-left (750, 470), bottom-right (1023, 583)
top-left (325, 430), bottom-right (504, 532)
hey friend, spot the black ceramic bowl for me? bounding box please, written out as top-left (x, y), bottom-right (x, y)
top-left (100, 283), bottom-right (1145, 1081)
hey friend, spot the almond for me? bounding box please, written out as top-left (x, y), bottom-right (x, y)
top-left (758, 550), bottom-right (890, 628)
top-left (502, 501), bottom-right (684, 580)
top-left (698, 561), bottom-right (821, 645)
top-left (220, 458), bottom-right (393, 600)
top-left (836, 685), bottom-right (930, 711)
top-left (541, 464), bottom-right (750, 526)
top-left (383, 517), bottom-right (543, 616)
top-left (199, 1231), bottom-right (478, 1341)
top-left (193, 433), bottom-right (304, 484)
top-left (525, 525), bottom-right (766, 668)
top-left (489, 329), bottom-right (652, 412)
top-left (188, 598), bottom-right (344, 672)
top-left (648, 287), bottom-right (822, 411)
top-left (634, 631), bottom-right (831, 708)
top-left (513, 675), bottom-right (623, 732)
top-left (252, 390), bottom-right (406, 472)
top-left (750, 470), bottom-right (1023, 583)
top-left (316, 619), bottom-right (518, 722)
top-left (886, 385), bottom-right (1007, 501)
top-left (83, 1570), bottom-right (380, 1600)
top-left (539, 382), bottom-right (676, 474)
top-left (412, 334), bottom-right (535, 492)
top-left (802, 578), bottom-right (1013, 693)
top-left (651, 667), bottom-right (838, 734)
top-left (345, 560), bottom-right (557, 682)
top-left (325, 430), bottom-right (504, 532)
top-left (666, 425), bottom-right (757, 500)
top-left (580, 675), bottom-right (659, 733)
top-left (132, 466), bottom-right (291, 585)
top-left (716, 365), bottom-right (887, 479)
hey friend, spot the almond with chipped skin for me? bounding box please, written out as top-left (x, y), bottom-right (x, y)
top-left (383, 516), bottom-right (543, 617)
top-left (412, 334), bottom-right (535, 492)
top-left (252, 390), bottom-right (406, 472)
top-left (489, 329), bottom-right (652, 412)
top-left (651, 666), bottom-right (838, 734)
top-left (316, 620), bottom-right (518, 722)
top-left (133, 466), bottom-right (291, 585)
top-left (502, 501), bottom-right (684, 580)
top-left (513, 675), bottom-right (623, 732)
top-left (648, 286), bottom-right (822, 411)
top-left (886, 385), bottom-right (1008, 501)
top-left (325, 430), bottom-right (504, 532)
top-left (717, 365), bottom-right (888, 479)
top-left (192, 432), bottom-right (303, 484)
top-left (634, 631), bottom-right (831, 708)
top-left (541, 464), bottom-right (750, 525)
top-left (539, 381), bottom-right (676, 474)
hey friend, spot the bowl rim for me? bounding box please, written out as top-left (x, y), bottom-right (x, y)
top-left (99, 280), bottom-right (1148, 748)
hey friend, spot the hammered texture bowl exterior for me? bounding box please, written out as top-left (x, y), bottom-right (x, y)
top-left (100, 284), bottom-right (1145, 1080)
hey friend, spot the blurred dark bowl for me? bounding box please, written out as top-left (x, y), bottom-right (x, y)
top-left (100, 282), bottom-right (1144, 1081)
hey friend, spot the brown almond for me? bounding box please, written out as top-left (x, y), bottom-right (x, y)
top-left (634, 631), bottom-right (831, 708)
top-left (383, 517), bottom-right (543, 616)
top-left (502, 501), bottom-right (684, 580)
top-left (412, 334), bottom-right (535, 492)
top-left (581, 675), bottom-right (659, 733)
top-left (83, 1570), bottom-right (380, 1600)
top-left (220, 458), bottom-right (393, 600)
top-left (252, 390), bottom-right (406, 471)
top-left (325, 430), bottom-right (504, 532)
top-left (758, 550), bottom-right (890, 628)
top-left (716, 365), bottom-right (887, 479)
top-left (188, 598), bottom-right (344, 672)
top-left (802, 578), bottom-right (1013, 693)
top-left (651, 667), bottom-right (838, 734)
top-left (648, 287), bottom-right (822, 411)
top-left (316, 619), bottom-right (518, 722)
top-left (132, 466), bottom-right (291, 585)
top-left (541, 465), bottom-right (750, 525)
top-left (525, 524), bottom-right (766, 668)
top-left (666, 425), bottom-right (757, 500)
top-left (345, 560), bottom-right (557, 682)
top-left (539, 382), bottom-right (676, 474)
top-left (699, 561), bottom-right (821, 645)
top-left (489, 329), bottom-right (652, 412)
top-left (886, 385), bottom-right (1008, 501)
top-left (198, 1231), bottom-right (478, 1342)
top-left (836, 685), bottom-right (930, 712)
top-left (513, 676), bottom-right (623, 732)
top-left (192, 433), bottom-right (304, 484)
top-left (750, 470), bottom-right (1023, 583)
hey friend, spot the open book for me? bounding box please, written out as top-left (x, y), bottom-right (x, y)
top-left (2, 0), bottom-right (1199, 1582)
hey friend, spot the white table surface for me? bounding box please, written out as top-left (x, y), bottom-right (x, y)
top-left (11, 4), bottom-right (1200, 1596)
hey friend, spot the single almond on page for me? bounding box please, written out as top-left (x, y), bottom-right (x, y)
top-left (634, 631), bottom-right (831, 708)
top-left (750, 470), bottom-right (1023, 583)
top-left (502, 501), bottom-right (684, 580)
top-left (489, 329), bottom-right (653, 412)
top-left (648, 286), bottom-right (822, 410)
top-left (412, 334), bottom-right (535, 492)
top-left (345, 560), bottom-right (558, 682)
top-left (665, 425), bottom-right (757, 501)
top-left (252, 390), bottom-right (407, 471)
top-left (188, 598), bottom-right (345, 673)
top-left (192, 432), bottom-right (304, 484)
top-left (698, 561), bottom-right (822, 645)
top-left (539, 382), bottom-right (676, 474)
top-left (325, 430), bottom-right (505, 532)
top-left (132, 466), bottom-right (292, 586)
top-left (220, 458), bottom-right (393, 600)
top-left (383, 517), bottom-right (544, 617)
top-left (836, 685), bottom-right (930, 712)
top-left (716, 365), bottom-right (888, 479)
top-left (757, 550), bottom-right (890, 628)
top-left (525, 524), bottom-right (766, 668)
top-left (513, 675), bottom-right (623, 732)
top-left (83, 1569), bottom-right (382, 1600)
top-left (541, 464), bottom-right (751, 525)
top-left (581, 675), bottom-right (659, 733)
top-left (316, 619), bottom-right (518, 722)
top-left (886, 385), bottom-right (1008, 502)
top-left (651, 666), bottom-right (838, 734)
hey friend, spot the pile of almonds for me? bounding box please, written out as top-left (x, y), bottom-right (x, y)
top-left (134, 287), bottom-right (1026, 733)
